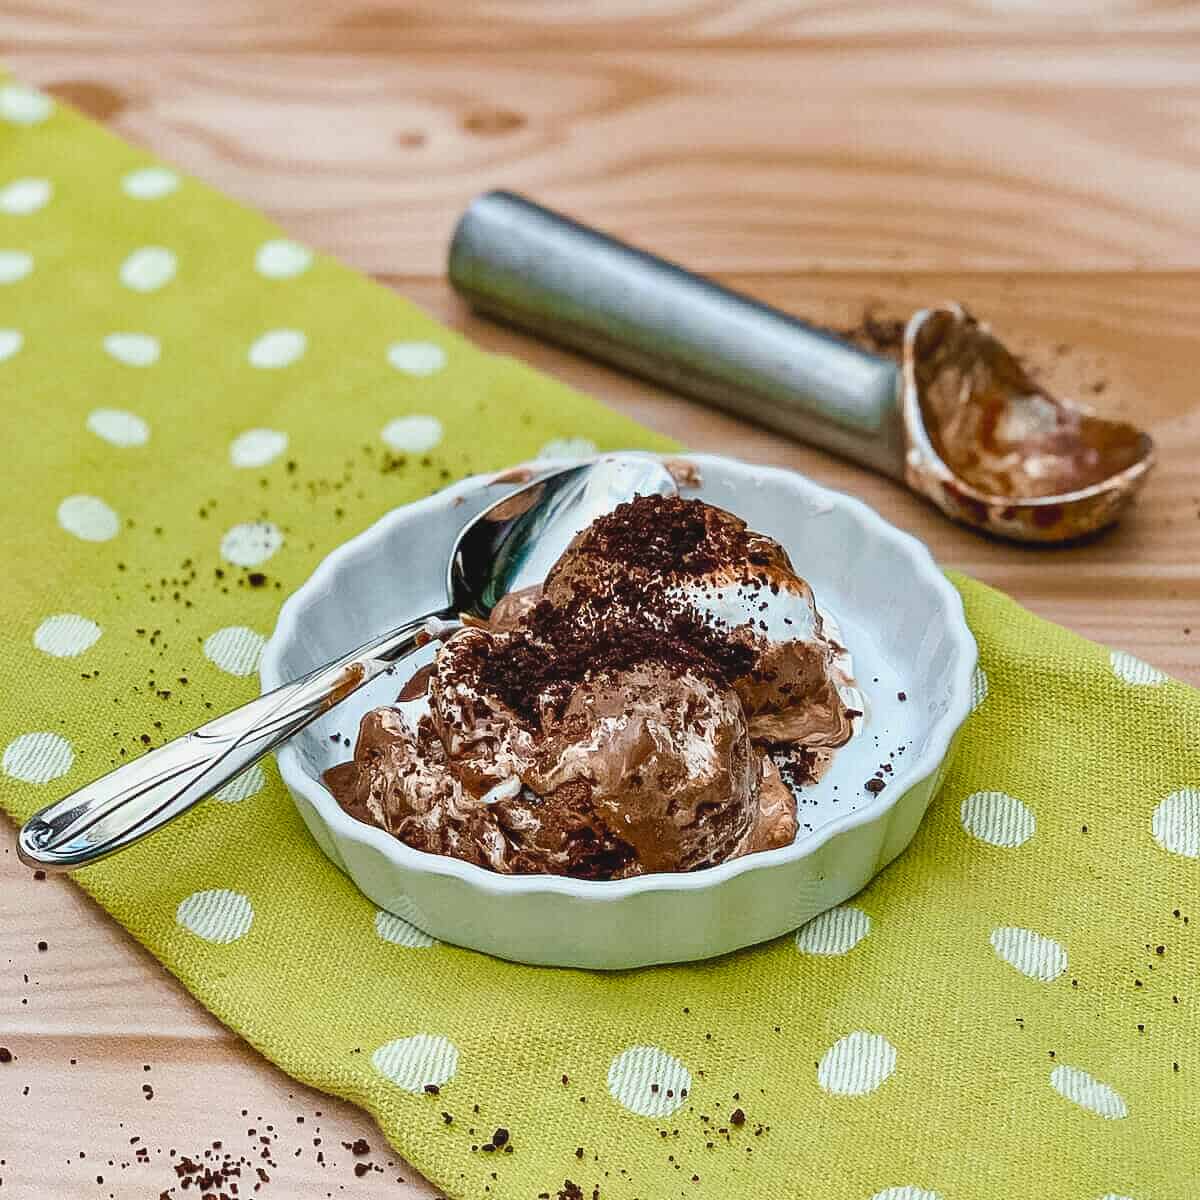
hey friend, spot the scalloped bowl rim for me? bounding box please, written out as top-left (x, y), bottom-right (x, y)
top-left (261, 453), bottom-right (977, 903)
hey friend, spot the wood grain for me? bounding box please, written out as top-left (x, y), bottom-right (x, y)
top-left (7, 0), bottom-right (1200, 51)
top-left (0, 843), bottom-right (441, 1198)
top-left (2, 4), bottom-right (1199, 1197)
top-left (9, 45), bottom-right (1200, 276)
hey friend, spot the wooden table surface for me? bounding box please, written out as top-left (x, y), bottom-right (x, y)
top-left (3, 4), bottom-right (1198, 1196)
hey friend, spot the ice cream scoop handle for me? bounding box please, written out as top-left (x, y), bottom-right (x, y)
top-left (449, 190), bottom-right (907, 479)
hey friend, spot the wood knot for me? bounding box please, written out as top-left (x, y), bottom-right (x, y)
top-left (44, 80), bottom-right (127, 121)
top-left (461, 108), bottom-right (525, 137)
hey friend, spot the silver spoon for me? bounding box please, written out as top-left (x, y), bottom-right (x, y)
top-left (449, 191), bottom-right (1153, 543)
top-left (17, 455), bottom-right (677, 872)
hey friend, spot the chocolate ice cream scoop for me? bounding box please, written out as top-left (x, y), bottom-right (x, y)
top-left (543, 494), bottom-right (858, 747)
top-left (330, 659), bottom-right (784, 879)
top-left (449, 191), bottom-right (1154, 543)
top-left (325, 494), bottom-right (858, 880)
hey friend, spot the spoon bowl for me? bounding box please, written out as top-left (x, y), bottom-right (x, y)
top-left (451, 454), bottom-right (678, 614)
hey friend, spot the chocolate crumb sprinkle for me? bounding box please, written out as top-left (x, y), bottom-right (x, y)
top-left (470, 496), bottom-right (768, 724)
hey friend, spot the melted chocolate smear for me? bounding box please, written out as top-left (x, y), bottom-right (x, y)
top-left (913, 309), bottom-right (1149, 500)
top-left (396, 662), bottom-right (435, 702)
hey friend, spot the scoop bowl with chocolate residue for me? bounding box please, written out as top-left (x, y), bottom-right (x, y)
top-left (262, 454), bottom-right (977, 968)
top-left (901, 304), bottom-right (1154, 543)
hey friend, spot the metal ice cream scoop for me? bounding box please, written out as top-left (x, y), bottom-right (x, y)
top-left (17, 455), bottom-right (677, 871)
top-left (449, 191), bottom-right (1154, 543)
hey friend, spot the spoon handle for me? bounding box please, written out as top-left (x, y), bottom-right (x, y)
top-left (16, 612), bottom-right (446, 872)
top-left (449, 190), bottom-right (907, 479)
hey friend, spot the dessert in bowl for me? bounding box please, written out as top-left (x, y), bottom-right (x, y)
top-left (261, 454), bottom-right (976, 968)
top-left (324, 493), bottom-right (862, 880)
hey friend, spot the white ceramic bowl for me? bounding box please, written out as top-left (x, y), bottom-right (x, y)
top-left (261, 454), bottom-right (976, 969)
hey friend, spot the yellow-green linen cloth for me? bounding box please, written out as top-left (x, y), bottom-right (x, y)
top-left (1, 77), bottom-right (1196, 1200)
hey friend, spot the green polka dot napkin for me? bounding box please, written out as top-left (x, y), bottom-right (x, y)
top-left (1, 75), bottom-right (1197, 1200)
